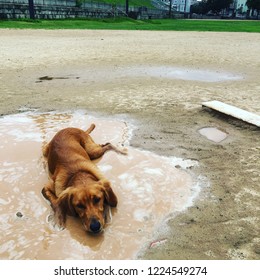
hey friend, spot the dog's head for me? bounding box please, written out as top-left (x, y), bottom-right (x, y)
top-left (55, 180), bottom-right (117, 234)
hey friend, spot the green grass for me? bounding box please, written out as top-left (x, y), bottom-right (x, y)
top-left (0, 18), bottom-right (259, 32)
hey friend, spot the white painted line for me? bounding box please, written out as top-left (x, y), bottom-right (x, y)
top-left (202, 100), bottom-right (260, 127)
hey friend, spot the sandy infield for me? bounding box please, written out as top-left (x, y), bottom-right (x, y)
top-left (0, 29), bottom-right (259, 259)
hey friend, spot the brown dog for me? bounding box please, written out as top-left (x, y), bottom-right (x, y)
top-left (42, 124), bottom-right (126, 234)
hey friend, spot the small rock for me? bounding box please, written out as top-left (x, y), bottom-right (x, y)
top-left (16, 212), bottom-right (23, 218)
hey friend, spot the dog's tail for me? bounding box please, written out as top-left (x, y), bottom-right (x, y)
top-left (86, 123), bottom-right (95, 134)
top-left (42, 143), bottom-right (50, 158)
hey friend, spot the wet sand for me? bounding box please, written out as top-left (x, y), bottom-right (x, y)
top-left (0, 29), bottom-right (259, 259)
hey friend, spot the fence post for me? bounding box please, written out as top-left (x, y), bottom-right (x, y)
top-left (169, 0), bottom-right (172, 18)
top-left (28, 0), bottom-right (35, 19)
top-left (126, 0), bottom-right (129, 15)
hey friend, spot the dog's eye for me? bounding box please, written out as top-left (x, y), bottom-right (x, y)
top-left (76, 203), bottom-right (86, 209)
top-left (93, 197), bottom-right (101, 204)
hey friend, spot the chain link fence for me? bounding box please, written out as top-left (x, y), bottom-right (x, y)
top-left (0, 0), bottom-right (169, 19)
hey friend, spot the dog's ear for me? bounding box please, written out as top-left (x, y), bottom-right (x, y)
top-left (101, 180), bottom-right (118, 207)
top-left (55, 187), bottom-right (76, 226)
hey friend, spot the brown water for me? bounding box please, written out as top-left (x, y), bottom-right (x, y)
top-left (36, 66), bottom-right (242, 84)
top-left (199, 127), bottom-right (228, 143)
top-left (126, 66), bottom-right (242, 82)
top-left (0, 111), bottom-right (200, 259)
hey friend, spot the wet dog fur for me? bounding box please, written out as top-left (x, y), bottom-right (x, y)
top-left (41, 124), bottom-right (126, 234)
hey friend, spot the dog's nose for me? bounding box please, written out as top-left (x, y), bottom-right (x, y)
top-left (90, 218), bottom-right (101, 233)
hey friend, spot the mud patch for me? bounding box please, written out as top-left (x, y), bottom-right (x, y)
top-left (36, 76), bottom-right (80, 83)
top-left (0, 111), bottom-right (201, 259)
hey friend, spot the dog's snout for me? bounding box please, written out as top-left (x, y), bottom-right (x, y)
top-left (89, 218), bottom-right (102, 233)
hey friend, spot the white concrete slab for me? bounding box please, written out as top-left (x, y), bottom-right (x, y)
top-left (202, 100), bottom-right (260, 127)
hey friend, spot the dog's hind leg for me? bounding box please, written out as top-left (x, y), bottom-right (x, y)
top-left (85, 142), bottom-right (127, 160)
top-left (101, 143), bottom-right (128, 155)
top-left (83, 124), bottom-right (127, 159)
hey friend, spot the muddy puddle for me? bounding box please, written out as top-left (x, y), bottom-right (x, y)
top-left (0, 111), bottom-right (201, 259)
top-left (36, 66), bottom-right (242, 84)
top-left (126, 66), bottom-right (242, 82)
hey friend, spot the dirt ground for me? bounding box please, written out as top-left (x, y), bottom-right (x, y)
top-left (0, 29), bottom-right (259, 259)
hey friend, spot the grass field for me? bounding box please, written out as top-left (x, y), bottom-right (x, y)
top-left (0, 18), bottom-right (260, 32)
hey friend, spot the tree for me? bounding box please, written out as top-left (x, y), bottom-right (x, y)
top-left (246, 0), bottom-right (260, 16)
top-left (191, 0), bottom-right (210, 14)
top-left (191, 0), bottom-right (233, 15)
top-left (207, 0), bottom-right (233, 14)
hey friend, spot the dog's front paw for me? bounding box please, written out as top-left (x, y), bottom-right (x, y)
top-left (41, 188), bottom-right (49, 201)
top-left (120, 147), bottom-right (128, 155)
top-left (46, 213), bottom-right (64, 232)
